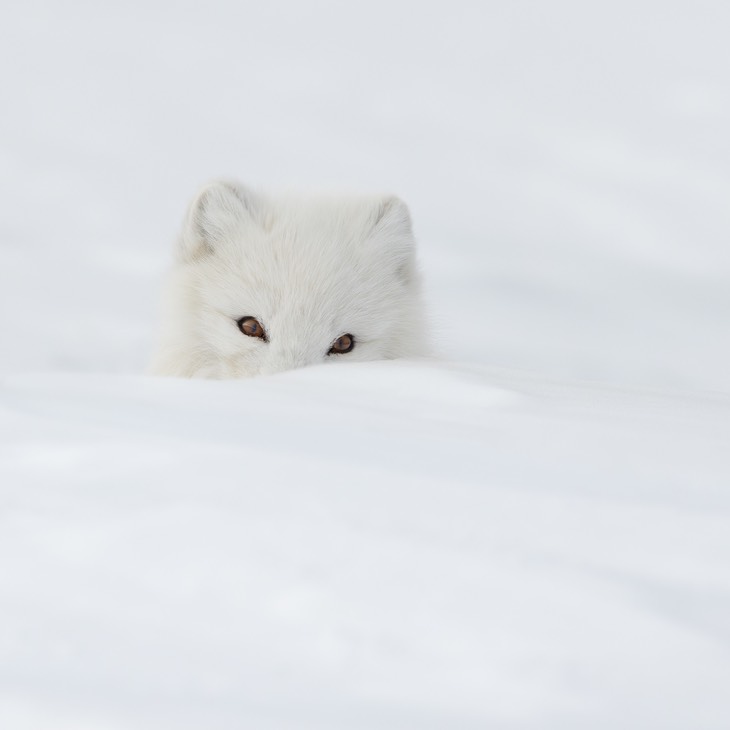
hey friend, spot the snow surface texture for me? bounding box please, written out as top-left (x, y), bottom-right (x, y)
top-left (1, 2), bottom-right (729, 728)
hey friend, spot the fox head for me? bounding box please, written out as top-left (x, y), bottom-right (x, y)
top-left (151, 180), bottom-right (427, 378)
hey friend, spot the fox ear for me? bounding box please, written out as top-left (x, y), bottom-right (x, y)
top-left (178, 180), bottom-right (258, 262)
top-left (372, 196), bottom-right (413, 239)
top-left (370, 196), bottom-right (418, 284)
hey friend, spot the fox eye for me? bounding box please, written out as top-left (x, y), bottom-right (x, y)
top-left (237, 316), bottom-right (267, 340)
top-left (328, 333), bottom-right (355, 355)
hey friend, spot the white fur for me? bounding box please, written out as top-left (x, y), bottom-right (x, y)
top-left (150, 181), bottom-right (428, 378)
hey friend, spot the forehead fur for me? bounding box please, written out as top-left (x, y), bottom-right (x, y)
top-left (189, 188), bottom-right (415, 316)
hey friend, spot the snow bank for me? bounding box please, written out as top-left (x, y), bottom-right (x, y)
top-left (2, 364), bottom-right (729, 728)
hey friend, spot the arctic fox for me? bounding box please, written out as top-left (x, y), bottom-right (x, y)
top-left (150, 180), bottom-right (427, 378)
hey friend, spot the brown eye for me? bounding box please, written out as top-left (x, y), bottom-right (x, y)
top-left (328, 333), bottom-right (355, 355)
top-left (237, 316), bottom-right (267, 340)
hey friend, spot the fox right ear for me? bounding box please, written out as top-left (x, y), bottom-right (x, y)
top-left (178, 180), bottom-right (258, 262)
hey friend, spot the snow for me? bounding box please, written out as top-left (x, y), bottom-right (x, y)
top-left (1, 1), bottom-right (730, 728)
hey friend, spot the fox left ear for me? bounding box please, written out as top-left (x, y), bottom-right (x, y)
top-left (370, 196), bottom-right (418, 283)
top-left (178, 180), bottom-right (259, 262)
